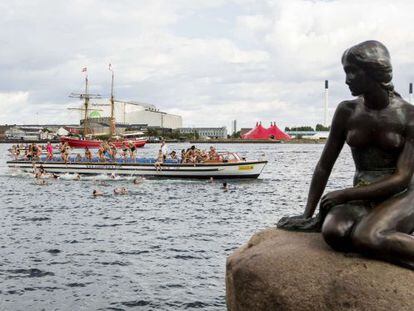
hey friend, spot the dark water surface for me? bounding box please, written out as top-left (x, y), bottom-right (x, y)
top-left (0, 143), bottom-right (354, 310)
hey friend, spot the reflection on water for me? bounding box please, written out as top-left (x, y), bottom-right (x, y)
top-left (0, 143), bottom-right (353, 310)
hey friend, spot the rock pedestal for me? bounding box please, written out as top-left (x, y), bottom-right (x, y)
top-left (226, 228), bottom-right (414, 311)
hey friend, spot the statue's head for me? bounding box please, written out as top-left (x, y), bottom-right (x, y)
top-left (342, 40), bottom-right (394, 95)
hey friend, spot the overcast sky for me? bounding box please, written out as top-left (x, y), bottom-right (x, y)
top-left (1, 0), bottom-right (414, 130)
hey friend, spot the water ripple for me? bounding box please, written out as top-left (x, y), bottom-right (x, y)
top-left (0, 143), bottom-right (353, 310)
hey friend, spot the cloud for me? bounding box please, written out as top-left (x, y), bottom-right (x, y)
top-left (1, 0), bottom-right (414, 130)
top-left (0, 91), bottom-right (30, 124)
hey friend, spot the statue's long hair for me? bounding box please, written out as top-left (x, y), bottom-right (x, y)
top-left (342, 40), bottom-right (400, 97)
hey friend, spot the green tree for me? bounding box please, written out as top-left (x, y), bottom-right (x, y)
top-left (231, 130), bottom-right (241, 138)
top-left (288, 126), bottom-right (314, 131)
top-left (315, 124), bottom-right (331, 131)
top-left (146, 127), bottom-right (160, 137)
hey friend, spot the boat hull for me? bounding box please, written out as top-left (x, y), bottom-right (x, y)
top-left (7, 159), bottom-right (267, 179)
top-left (60, 137), bottom-right (147, 149)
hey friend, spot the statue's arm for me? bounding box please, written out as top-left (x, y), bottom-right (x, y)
top-left (303, 102), bottom-right (349, 218)
top-left (322, 124), bottom-right (414, 208)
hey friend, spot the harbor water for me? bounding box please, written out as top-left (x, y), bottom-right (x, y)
top-left (0, 143), bottom-right (354, 310)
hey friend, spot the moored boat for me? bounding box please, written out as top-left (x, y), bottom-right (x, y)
top-left (60, 136), bottom-right (147, 149)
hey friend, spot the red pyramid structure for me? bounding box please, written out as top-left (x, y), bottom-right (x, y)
top-left (241, 122), bottom-right (268, 139)
top-left (266, 122), bottom-right (291, 140)
top-left (242, 122), bottom-right (291, 140)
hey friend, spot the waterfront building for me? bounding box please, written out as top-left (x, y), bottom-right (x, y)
top-left (240, 128), bottom-right (252, 137)
top-left (125, 108), bottom-right (182, 129)
top-left (285, 130), bottom-right (329, 139)
top-left (82, 100), bottom-right (183, 130)
top-left (79, 117), bottom-right (149, 137)
top-left (178, 127), bottom-right (228, 139)
top-left (5, 126), bottom-right (42, 140)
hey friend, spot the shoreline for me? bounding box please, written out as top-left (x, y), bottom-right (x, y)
top-left (0, 139), bottom-right (326, 145)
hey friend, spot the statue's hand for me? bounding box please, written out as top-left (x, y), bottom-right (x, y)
top-left (320, 190), bottom-right (347, 210)
top-left (277, 215), bottom-right (304, 227)
top-left (277, 214), bottom-right (321, 232)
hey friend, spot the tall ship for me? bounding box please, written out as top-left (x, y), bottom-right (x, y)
top-left (61, 67), bottom-right (147, 149)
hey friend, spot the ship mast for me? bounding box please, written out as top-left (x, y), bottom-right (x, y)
top-left (83, 76), bottom-right (90, 136)
top-left (109, 65), bottom-right (116, 137)
top-left (69, 69), bottom-right (102, 137)
top-left (89, 65), bottom-right (158, 138)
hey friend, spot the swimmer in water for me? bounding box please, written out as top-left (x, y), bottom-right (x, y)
top-left (93, 189), bottom-right (103, 197)
top-left (209, 177), bottom-right (214, 183)
top-left (221, 182), bottom-right (228, 191)
top-left (35, 179), bottom-right (47, 185)
top-left (114, 187), bottom-right (128, 195)
top-left (133, 177), bottom-right (144, 185)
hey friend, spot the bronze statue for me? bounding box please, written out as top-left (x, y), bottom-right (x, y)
top-left (278, 40), bottom-right (414, 269)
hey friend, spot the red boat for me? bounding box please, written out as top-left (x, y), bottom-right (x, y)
top-left (60, 136), bottom-right (147, 149)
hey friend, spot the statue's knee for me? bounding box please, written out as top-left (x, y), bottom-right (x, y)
top-left (322, 220), bottom-right (351, 251)
top-left (352, 225), bottom-right (383, 252)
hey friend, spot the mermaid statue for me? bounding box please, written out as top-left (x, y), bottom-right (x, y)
top-left (278, 40), bottom-right (414, 269)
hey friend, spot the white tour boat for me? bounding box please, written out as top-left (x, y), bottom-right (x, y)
top-left (7, 152), bottom-right (267, 179)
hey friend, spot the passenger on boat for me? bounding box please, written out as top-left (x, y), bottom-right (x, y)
top-left (85, 147), bottom-right (92, 161)
top-left (208, 146), bottom-right (219, 161)
top-left (25, 148), bottom-right (31, 160)
top-left (185, 146), bottom-right (197, 164)
top-left (121, 142), bottom-right (129, 161)
top-left (180, 149), bottom-right (186, 163)
top-left (60, 142), bottom-right (69, 163)
top-left (59, 145), bottom-right (64, 161)
top-left (64, 143), bottom-right (71, 163)
top-left (11, 145), bottom-right (20, 160)
top-left (169, 150), bottom-right (178, 160)
top-left (98, 144), bottom-right (105, 161)
top-left (36, 144), bottom-right (43, 159)
top-left (155, 149), bottom-right (164, 171)
top-left (109, 142), bottom-right (117, 160)
top-left (129, 141), bottom-right (136, 159)
top-left (15, 147), bottom-right (21, 159)
top-left (102, 142), bottom-right (111, 159)
top-left (46, 142), bottom-right (53, 160)
top-left (161, 140), bottom-right (168, 161)
top-left (75, 153), bottom-right (82, 161)
top-left (31, 143), bottom-right (38, 160)
top-left (198, 150), bottom-right (209, 162)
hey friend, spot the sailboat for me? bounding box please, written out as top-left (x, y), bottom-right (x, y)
top-left (61, 67), bottom-right (147, 149)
